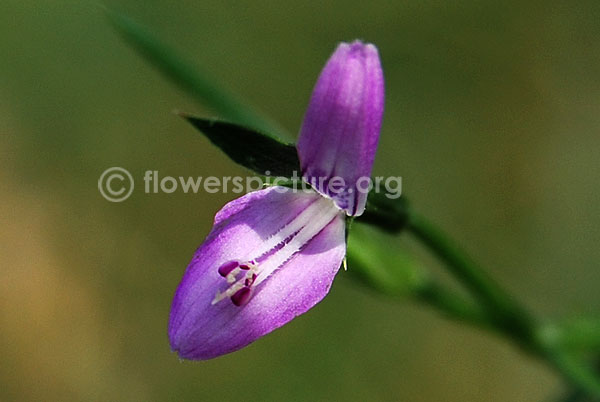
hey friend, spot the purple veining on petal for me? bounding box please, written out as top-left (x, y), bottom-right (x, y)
top-left (168, 186), bottom-right (346, 360)
top-left (297, 40), bottom-right (384, 216)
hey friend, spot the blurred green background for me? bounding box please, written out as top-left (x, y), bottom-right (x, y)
top-left (1, 0), bottom-right (599, 401)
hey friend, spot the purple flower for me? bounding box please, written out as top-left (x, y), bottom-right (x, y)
top-left (168, 40), bottom-right (384, 360)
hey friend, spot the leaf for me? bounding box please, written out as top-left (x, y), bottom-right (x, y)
top-left (182, 115), bottom-right (300, 177)
top-left (106, 9), bottom-right (287, 139)
top-left (183, 114), bottom-right (414, 229)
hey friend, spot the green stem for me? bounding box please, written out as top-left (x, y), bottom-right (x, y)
top-left (414, 281), bottom-right (493, 330)
top-left (405, 210), bottom-right (600, 397)
top-left (545, 319), bottom-right (600, 352)
top-left (406, 211), bottom-right (537, 347)
top-left (541, 348), bottom-right (600, 397)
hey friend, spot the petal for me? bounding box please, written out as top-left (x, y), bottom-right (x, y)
top-left (168, 187), bottom-right (346, 360)
top-left (297, 40), bottom-right (384, 216)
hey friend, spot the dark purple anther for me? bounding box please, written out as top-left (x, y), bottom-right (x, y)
top-left (244, 274), bottom-right (257, 287)
top-left (231, 287), bottom-right (252, 306)
top-left (217, 261), bottom-right (239, 277)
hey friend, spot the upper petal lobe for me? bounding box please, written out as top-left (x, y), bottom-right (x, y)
top-left (297, 40), bottom-right (384, 216)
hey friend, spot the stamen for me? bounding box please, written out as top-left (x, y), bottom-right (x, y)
top-left (212, 197), bottom-right (341, 308)
top-left (226, 268), bottom-right (241, 284)
top-left (218, 260), bottom-right (240, 277)
top-left (211, 281), bottom-right (245, 305)
top-left (244, 273), bottom-right (257, 287)
top-left (212, 260), bottom-right (259, 305)
top-left (231, 287), bottom-right (252, 306)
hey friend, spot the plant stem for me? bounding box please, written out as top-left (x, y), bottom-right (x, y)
top-left (541, 348), bottom-right (600, 398)
top-left (406, 211), bottom-right (537, 347)
top-left (414, 281), bottom-right (493, 330)
top-left (405, 209), bottom-right (600, 397)
top-left (545, 319), bottom-right (600, 352)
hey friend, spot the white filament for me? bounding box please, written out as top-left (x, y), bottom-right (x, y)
top-left (212, 196), bottom-right (341, 305)
top-left (252, 197), bottom-right (340, 287)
